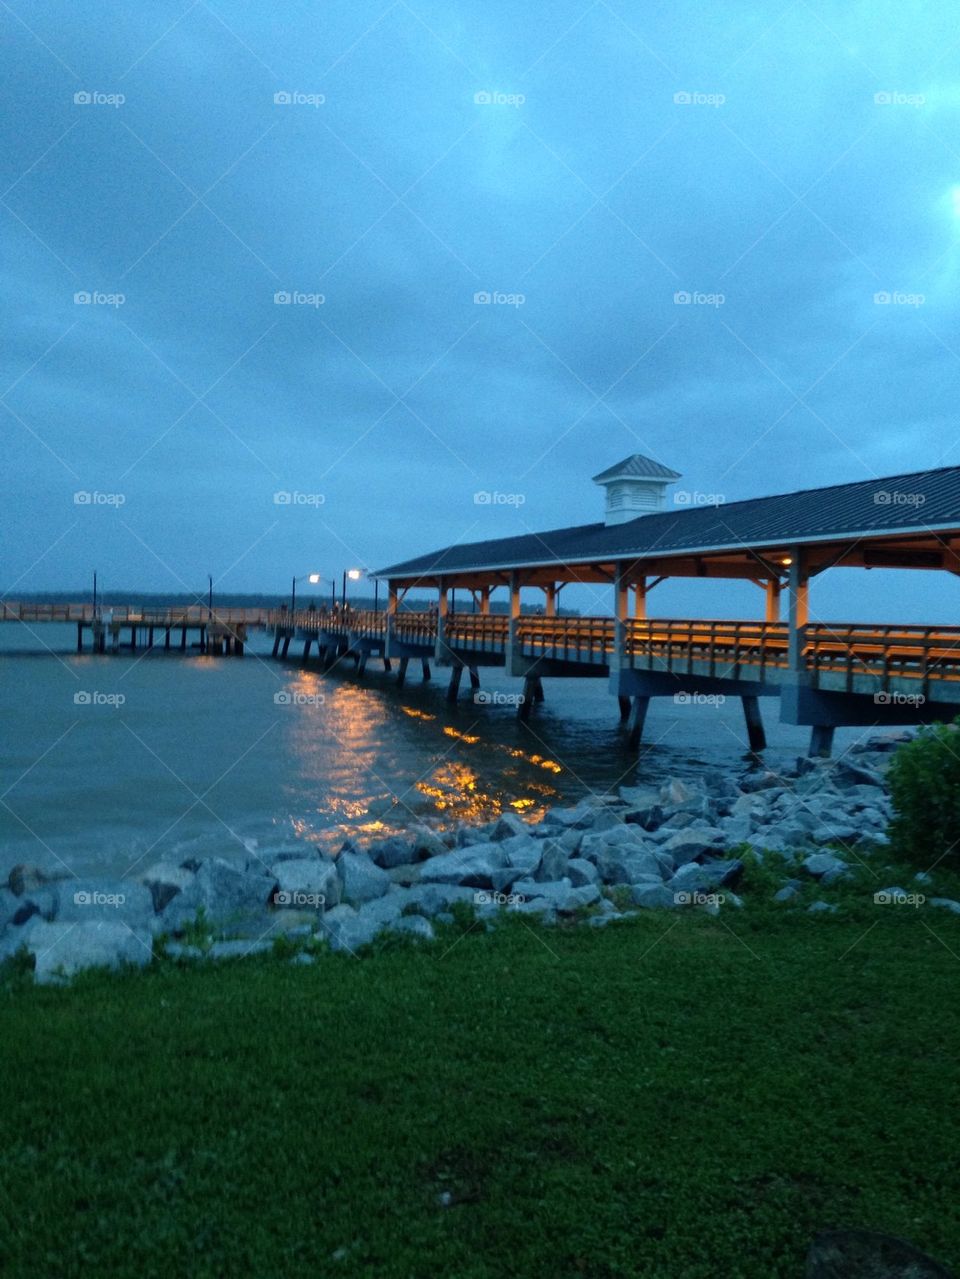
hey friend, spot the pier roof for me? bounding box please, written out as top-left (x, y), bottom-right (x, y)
top-left (374, 465), bottom-right (960, 582)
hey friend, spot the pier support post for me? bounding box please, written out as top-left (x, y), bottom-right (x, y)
top-left (741, 694), bottom-right (766, 751)
top-left (618, 694), bottom-right (631, 722)
top-left (469, 666), bottom-right (481, 691)
top-left (281, 634), bottom-right (291, 659)
top-left (164, 627), bottom-right (171, 651)
top-left (397, 657), bottom-right (409, 688)
top-left (809, 725), bottom-right (835, 758)
top-left (301, 638), bottom-right (312, 665)
top-left (272, 631), bottom-right (280, 658)
top-left (181, 626), bottom-right (187, 650)
top-left (76, 622), bottom-right (83, 653)
top-left (383, 657), bottom-right (392, 672)
top-left (627, 695), bottom-right (650, 748)
top-left (447, 663), bottom-right (463, 703)
top-left (357, 652), bottom-right (367, 677)
top-left (148, 626), bottom-right (154, 649)
top-left (519, 673), bottom-right (541, 721)
top-left (421, 660), bottom-right (431, 681)
top-left (130, 625), bottom-right (138, 651)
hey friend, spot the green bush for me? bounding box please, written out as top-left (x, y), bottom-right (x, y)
top-left (888, 719), bottom-right (960, 868)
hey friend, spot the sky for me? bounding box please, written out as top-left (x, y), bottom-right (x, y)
top-left (3, 0), bottom-right (960, 621)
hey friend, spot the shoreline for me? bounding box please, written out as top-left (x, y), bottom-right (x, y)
top-left (4, 729), bottom-right (958, 984)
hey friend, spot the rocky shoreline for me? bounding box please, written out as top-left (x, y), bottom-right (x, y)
top-left (3, 730), bottom-right (958, 984)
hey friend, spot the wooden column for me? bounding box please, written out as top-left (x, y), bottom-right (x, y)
top-left (544, 584), bottom-right (557, 617)
top-left (506, 571), bottom-right (521, 672)
top-left (765, 580), bottom-right (781, 624)
top-left (612, 564), bottom-right (629, 676)
top-left (478, 586), bottom-right (490, 616)
top-left (786, 549), bottom-right (808, 670)
top-left (634, 577), bottom-right (647, 620)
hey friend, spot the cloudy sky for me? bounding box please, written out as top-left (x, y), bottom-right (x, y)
top-left (3, 0), bottom-right (960, 619)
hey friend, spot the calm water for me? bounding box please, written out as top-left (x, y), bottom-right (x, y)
top-left (0, 624), bottom-right (859, 881)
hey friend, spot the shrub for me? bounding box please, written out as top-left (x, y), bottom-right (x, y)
top-left (887, 719), bottom-right (960, 869)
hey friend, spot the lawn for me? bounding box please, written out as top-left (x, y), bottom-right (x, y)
top-left (1, 892), bottom-right (958, 1277)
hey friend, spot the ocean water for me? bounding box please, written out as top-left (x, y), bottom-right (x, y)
top-left (0, 623), bottom-right (864, 881)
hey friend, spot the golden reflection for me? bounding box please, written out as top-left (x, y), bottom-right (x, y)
top-left (401, 706), bottom-right (436, 721)
top-left (442, 726), bottom-right (481, 745)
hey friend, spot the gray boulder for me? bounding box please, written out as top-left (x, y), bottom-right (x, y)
top-left (929, 897), bottom-right (960, 916)
top-left (28, 920), bottom-right (152, 984)
top-left (139, 861), bottom-right (195, 912)
top-left (57, 878), bottom-right (157, 931)
top-left (337, 852), bottom-right (390, 904)
top-left (367, 837), bottom-right (413, 870)
top-left (667, 859), bottom-right (743, 895)
top-left (808, 900), bottom-right (838, 914)
top-left (208, 939), bottom-right (273, 960)
top-left (162, 858), bottom-right (278, 932)
top-left (533, 839), bottom-right (567, 882)
top-left (773, 885), bottom-right (800, 903)
top-left (408, 825), bottom-right (449, 860)
top-left (802, 852), bottom-right (848, 880)
top-left (566, 858), bottom-right (599, 887)
top-left (272, 857), bottom-right (340, 910)
top-left (661, 827), bottom-right (725, 866)
top-left (510, 878), bottom-right (599, 913)
top-left (391, 915), bottom-right (435, 942)
top-left (595, 847), bottom-right (665, 885)
top-left (491, 812), bottom-right (529, 841)
top-left (418, 843), bottom-right (506, 888)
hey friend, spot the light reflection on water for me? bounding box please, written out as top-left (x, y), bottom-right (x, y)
top-left (0, 624), bottom-right (858, 878)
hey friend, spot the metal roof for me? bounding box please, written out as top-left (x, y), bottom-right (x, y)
top-left (374, 465), bottom-right (960, 579)
top-left (591, 453), bottom-right (682, 484)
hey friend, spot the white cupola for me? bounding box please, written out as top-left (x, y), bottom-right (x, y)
top-left (592, 454), bottom-right (682, 526)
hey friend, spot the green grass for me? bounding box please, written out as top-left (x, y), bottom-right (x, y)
top-left (1, 902), bottom-right (959, 1278)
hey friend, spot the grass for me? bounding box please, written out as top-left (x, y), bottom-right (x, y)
top-left (1, 896), bottom-right (959, 1278)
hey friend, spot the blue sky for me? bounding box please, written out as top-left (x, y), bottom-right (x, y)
top-left (3, 0), bottom-right (960, 620)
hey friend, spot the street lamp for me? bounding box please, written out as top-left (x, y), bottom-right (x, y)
top-left (291, 572), bottom-right (321, 613)
top-left (208, 574), bottom-right (213, 619)
top-left (342, 567), bottom-right (361, 608)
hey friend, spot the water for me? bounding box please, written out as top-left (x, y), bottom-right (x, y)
top-left (0, 624), bottom-right (860, 881)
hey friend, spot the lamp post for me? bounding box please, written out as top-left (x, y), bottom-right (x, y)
top-left (92, 570), bottom-right (98, 619)
top-left (342, 567), bottom-right (361, 608)
top-left (374, 578), bottom-right (379, 612)
top-left (208, 574), bottom-right (213, 619)
top-left (291, 572), bottom-right (321, 613)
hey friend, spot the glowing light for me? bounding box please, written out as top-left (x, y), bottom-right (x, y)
top-left (347, 568), bottom-right (362, 580)
top-left (308, 573), bottom-right (320, 584)
top-left (781, 556), bottom-right (793, 566)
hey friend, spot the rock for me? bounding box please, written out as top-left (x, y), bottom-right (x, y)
top-left (502, 835), bottom-right (543, 876)
top-left (367, 837), bottom-right (413, 870)
top-left (773, 885), bottom-right (800, 903)
top-left (667, 859), bottom-right (743, 894)
top-left (661, 827), bottom-right (725, 866)
top-left (291, 952), bottom-right (315, 965)
top-left (738, 771), bottom-right (783, 793)
top-left (408, 826), bottom-right (448, 860)
top-left (337, 852), bottom-right (390, 904)
top-left (595, 847), bottom-right (665, 886)
top-left (802, 852), bottom-right (848, 880)
top-left (272, 858), bottom-right (340, 910)
top-left (588, 808), bottom-right (627, 834)
top-left (510, 879), bottom-right (599, 913)
top-left (619, 785), bottom-right (660, 809)
top-left (320, 911), bottom-right (384, 954)
top-left (0, 888), bottom-right (19, 931)
top-left (566, 858), bottom-right (599, 887)
top-left (533, 839), bottom-right (566, 882)
top-left (929, 898), bottom-right (960, 915)
top-left (820, 865), bottom-right (851, 887)
top-left (805, 1228), bottom-right (954, 1277)
top-left (57, 878), bottom-right (157, 931)
top-left (835, 759), bottom-right (885, 788)
top-left (630, 884), bottom-right (678, 909)
top-left (164, 942), bottom-right (205, 960)
top-left (28, 920), bottom-right (152, 984)
top-left (10, 886), bottom-right (59, 926)
top-left (208, 939), bottom-right (273, 960)
top-left (808, 901), bottom-right (838, 914)
top-left (418, 843), bottom-right (506, 889)
top-left (354, 894), bottom-right (407, 927)
top-left (391, 915), bottom-right (435, 942)
top-left (139, 862), bottom-right (195, 912)
top-left (7, 864), bottom-right (53, 896)
top-left (402, 884), bottom-right (476, 916)
top-left (491, 812), bottom-right (529, 841)
top-left (162, 858), bottom-right (278, 932)
top-left (914, 871), bottom-right (933, 884)
top-left (505, 898), bottom-right (557, 921)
